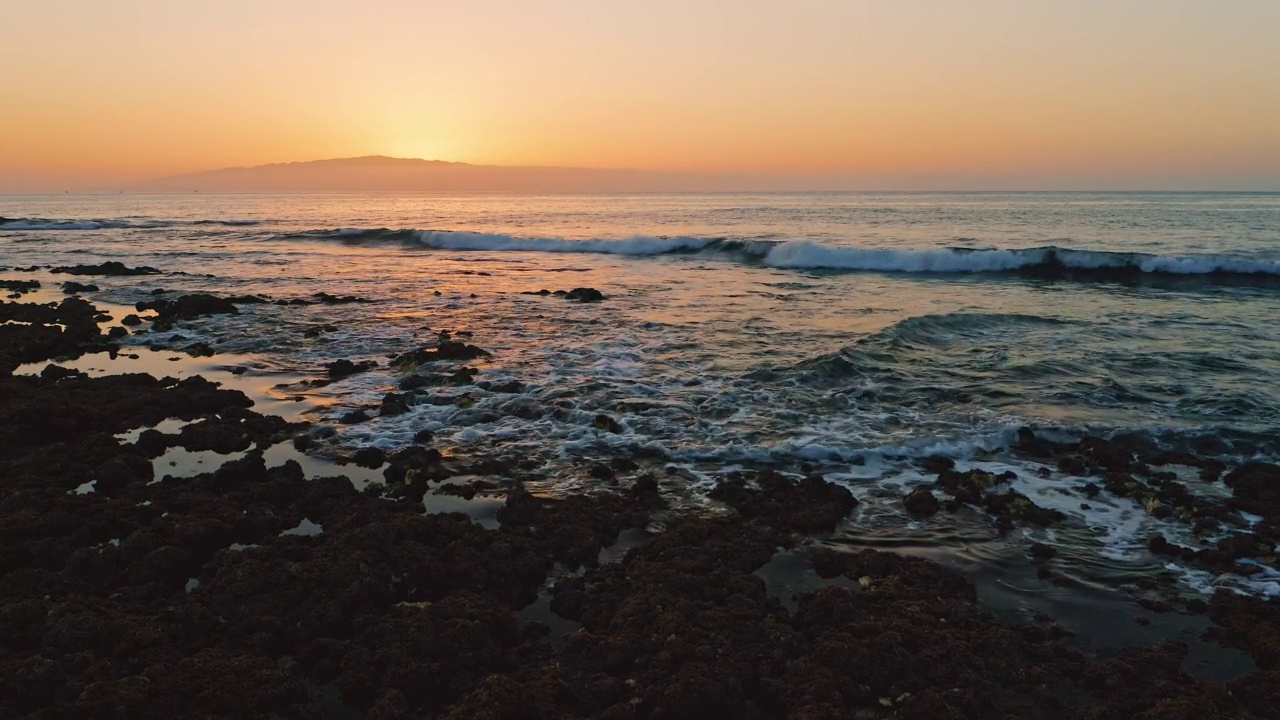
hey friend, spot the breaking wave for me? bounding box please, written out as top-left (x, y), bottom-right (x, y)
top-left (286, 227), bottom-right (1280, 281)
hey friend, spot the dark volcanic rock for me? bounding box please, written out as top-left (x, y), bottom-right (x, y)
top-left (303, 323), bottom-right (337, 338)
top-left (919, 454), bottom-right (955, 473)
top-left (935, 468), bottom-right (1004, 504)
top-left (135, 293), bottom-right (240, 330)
top-left (1029, 542), bottom-right (1058, 561)
top-left (353, 447), bottom-right (387, 469)
top-left (4, 294), bottom-right (1275, 719)
top-left (314, 292), bottom-right (372, 304)
top-left (981, 489), bottom-right (1066, 529)
top-left (709, 470), bottom-right (857, 535)
top-left (339, 409), bottom-right (372, 424)
top-left (379, 392), bottom-right (411, 416)
top-left (522, 287), bottom-right (606, 302)
top-left (325, 358), bottom-right (378, 379)
top-left (120, 313), bottom-right (143, 326)
top-left (60, 281), bottom-right (99, 294)
top-left (564, 287), bottom-right (605, 303)
top-left (392, 341), bottom-right (491, 368)
top-left (0, 297), bottom-right (109, 375)
top-left (903, 487), bottom-right (940, 516)
top-left (592, 414), bottom-right (622, 434)
top-left (1223, 462), bottom-right (1280, 531)
top-left (52, 261), bottom-right (160, 276)
top-left (0, 279), bottom-right (40, 293)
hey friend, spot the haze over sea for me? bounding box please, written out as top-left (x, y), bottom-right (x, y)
top-left (4, 190), bottom-right (1280, 603)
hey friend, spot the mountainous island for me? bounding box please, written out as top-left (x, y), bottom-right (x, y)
top-left (131, 156), bottom-right (832, 193)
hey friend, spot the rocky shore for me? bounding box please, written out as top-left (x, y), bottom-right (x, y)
top-left (2, 269), bottom-right (1279, 719)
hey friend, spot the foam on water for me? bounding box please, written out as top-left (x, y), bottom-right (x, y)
top-left (279, 227), bottom-right (1280, 280)
top-left (5, 190), bottom-right (1280, 600)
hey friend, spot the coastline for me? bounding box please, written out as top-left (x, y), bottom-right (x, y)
top-left (3, 263), bottom-right (1279, 718)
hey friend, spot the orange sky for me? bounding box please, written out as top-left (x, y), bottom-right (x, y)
top-left (2, 1), bottom-right (1278, 191)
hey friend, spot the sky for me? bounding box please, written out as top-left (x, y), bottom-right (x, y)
top-left (2, 0), bottom-right (1278, 191)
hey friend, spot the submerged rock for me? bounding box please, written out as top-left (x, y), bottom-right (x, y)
top-left (593, 414), bottom-right (622, 434)
top-left (52, 261), bottom-right (160, 276)
top-left (338, 409), bottom-right (371, 424)
top-left (60, 281), bottom-right (100, 294)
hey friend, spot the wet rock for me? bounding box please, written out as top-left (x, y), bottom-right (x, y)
top-left (1148, 534), bottom-right (1186, 558)
top-left (499, 486), bottom-right (651, 569)
top-left (120, 313), bottom-right (143, 326)
top-left (314, 291), bottom-right (372, 304)
top-left (500, 396), bottom-right (543, 420)
top-left (1029, 542), bottom-right (1057, 561)
top-left (484, 379), bottom-right (524, 394)
top-left (106, 326), bottom-right (129, 339)
top-left (631, 474), bottom-right (665, 508)
top-left (383, 446), bottom-right (448, 491)
top-left (325, 358), bottom-right (378, 379)
top-left (919, 455), bottom-right (955, 473)
top-left (593, 414), bottom-right (622, 434)
top-left (392, 341), bottom-right (490, 368)
top-left (434, 479), bottom-right (501, 500)
top-left (1223, 462), bottom-right (1280, 530)
top-left (51, 261), bottom-right (160, 276)
top-left (354, 447), bottom-right (387, 469)
top-left (982, 489), bottom-right (1065, 528)
top-left (60, 281), bottom-right (99, 294)
top-left (183, 342), bottom-right (214, 356)
top-left (303, 323), bottom-right (338, 338)
top-left (934, 468), bottom-right (1003, 504)
top-left (709, 470), bottom-right (857, 535)
top-left (380, 392), bottom-right (412, 416)
top-left (564, 287), bottom-right (605, 303)
top-left (903, 487), bottom-right (940, 516)
top-left (339, 409), bottom-right (371, 424)
top-left (1208, 591), bottom-right (1280, 669)
top-left (39, 364), bottom-right (86, 382)
top-left (412, 428), bottom-right (434, 444)
top-left (1057, 455), bottom-right (1088, 475)
top-left (135, 293), bottom-right (240, 330)
top-left (399, 366), bottom-right (481, 391)
top-left (0, 297), bottom-right (110, 374)
top-left (0, 279), bottom-right (40, 293)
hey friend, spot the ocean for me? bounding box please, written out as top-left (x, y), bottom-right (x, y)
top-left (3, 190), bottom-right (1279, 616)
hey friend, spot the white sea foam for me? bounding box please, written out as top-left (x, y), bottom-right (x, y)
top-left (287, 227), bottom-right (1280, 278)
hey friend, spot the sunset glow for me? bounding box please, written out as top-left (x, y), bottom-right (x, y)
top-left (2, 0), bottom-right (1278, 191)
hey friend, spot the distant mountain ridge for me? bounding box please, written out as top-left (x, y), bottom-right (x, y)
top-left (132, 156), bottom-right (808, 193)
top-left (128, 156), bottom-right (1280, 193)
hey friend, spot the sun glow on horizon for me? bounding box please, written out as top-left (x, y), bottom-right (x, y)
top-left (1, 0), bottom-right (1278, 191)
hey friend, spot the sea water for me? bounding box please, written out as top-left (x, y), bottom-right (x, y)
top-left (4, 191), bottom-right (1279, 604)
